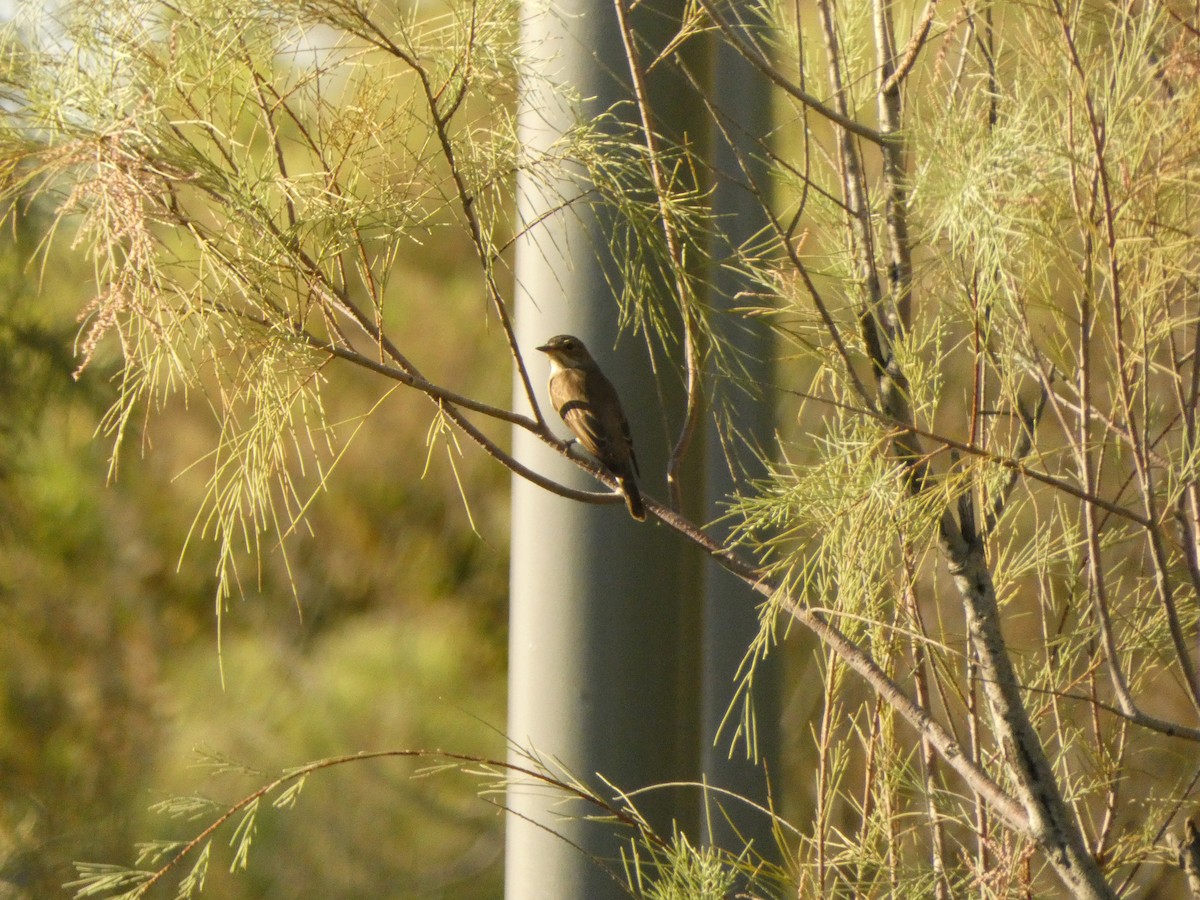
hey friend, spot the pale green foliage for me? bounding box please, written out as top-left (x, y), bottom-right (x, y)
top-left (67, 864), bottom-right (154, 899)
top-left (625, 831), bottom-right (737, 900)
top-left (178, 842), bottom-right (211, 898)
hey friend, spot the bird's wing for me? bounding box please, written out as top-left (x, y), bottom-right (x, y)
top-left (550, 369), bottom-right (607, 458)
top-left (591, 372), bottom-right (638, 477)
top-left (550, 367), bottom-right (634, 476)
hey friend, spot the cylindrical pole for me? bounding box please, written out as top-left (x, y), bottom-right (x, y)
top-left (507, 3), bottom-right (700, 897)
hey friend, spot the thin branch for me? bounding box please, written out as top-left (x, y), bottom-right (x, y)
top-left (681, 60), bottom-right (873, 406)
top-left (782, 386), bottom-right (1153, 530)
top-left (85, 747), bottom-right (671, 898)
top-left (1090, 715), bottom-right (1126, 862)
top-left (1054, 0), bottom-right (1200, 713)
top-left (879, 0), bottom-right (941, 95)
top-left (983, 390), bottom-right (1046, 534)
top-left (611, 0), bottom-right (703, 510)
top-left (816, 0), bottom-right (886, 335)
top-left (695, 0), bottom-right (886, 147)
top-left (584, 492), bottom-right (1033, 836)
top-left (335, 3), bottom-right (546, 430)
top-left (1168, 307), bottom-right (1200, 604)
top-left (1116, 761), bottom-right (1200, 895)
top-left (903, 540), bottom-right (950, 900)
top-left (874, 0), bottom-right (913, 329)
top-left (204, 302), bottom-right (626, 510)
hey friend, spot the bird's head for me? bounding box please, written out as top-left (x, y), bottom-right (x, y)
top-left (536, 334), bottom-right (595, 368)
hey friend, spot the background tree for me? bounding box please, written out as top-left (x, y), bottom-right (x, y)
top-left (4, 0), bottom-right (1200, 898)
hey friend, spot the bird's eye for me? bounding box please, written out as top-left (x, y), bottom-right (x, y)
top-left (563, 339), bottom-right (575, 349)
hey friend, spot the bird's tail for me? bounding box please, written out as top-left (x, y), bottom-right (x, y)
top-left (619, 476), bottom-right (646, 521)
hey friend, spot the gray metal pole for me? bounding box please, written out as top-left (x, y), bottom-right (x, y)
top-left (507, 2), bottom-right (700, 897)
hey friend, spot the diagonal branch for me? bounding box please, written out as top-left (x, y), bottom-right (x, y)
top-left (642, 497), bottom-right (1030, 836)
top-left (879, 0), bottom-right (941, 95)
top-left (332, 2), bottom-right (546, 430)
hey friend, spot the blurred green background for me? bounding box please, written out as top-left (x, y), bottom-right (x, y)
top-left (0, 204), bottom-right (511, 898)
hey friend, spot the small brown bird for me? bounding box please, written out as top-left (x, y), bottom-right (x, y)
top-left (537, 334), bottom-right (646, 521)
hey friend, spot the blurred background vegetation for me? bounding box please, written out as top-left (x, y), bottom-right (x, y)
top-left (0, 199), bottom-right (513, 897)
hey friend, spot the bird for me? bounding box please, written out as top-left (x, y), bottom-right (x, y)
top-left (537, 334), bottom-right (646, 521)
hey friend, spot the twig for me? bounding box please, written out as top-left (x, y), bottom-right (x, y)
top-left (903, 540), bottom-right (950, 899)
top-left (1054, 0), bottom-right (1200, 713)
top-left (337, 4), bottom-right (546, 430)
top-left (874, 0), bottom-right (913, 329)
top-left (1116, 762), bottom-right (1200, 894)
top-left (695, 0), bottom-right (886, 147)
top-left (611, 0), bottom-right (703, 510)
top-left (85, 747), bottom-right (670, 898)
top-left (780, 386), bottom-right (1153, 530)
top-left (880, 0), bottom-right (941, 95)
top-left (640, 496), bottom-right (1030, 835)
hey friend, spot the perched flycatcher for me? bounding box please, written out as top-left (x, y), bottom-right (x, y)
top-left (537, 334), bottom-right (646, 521)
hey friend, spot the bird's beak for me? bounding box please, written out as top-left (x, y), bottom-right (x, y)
top-left (536, 343), bottom-right (552, 353)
